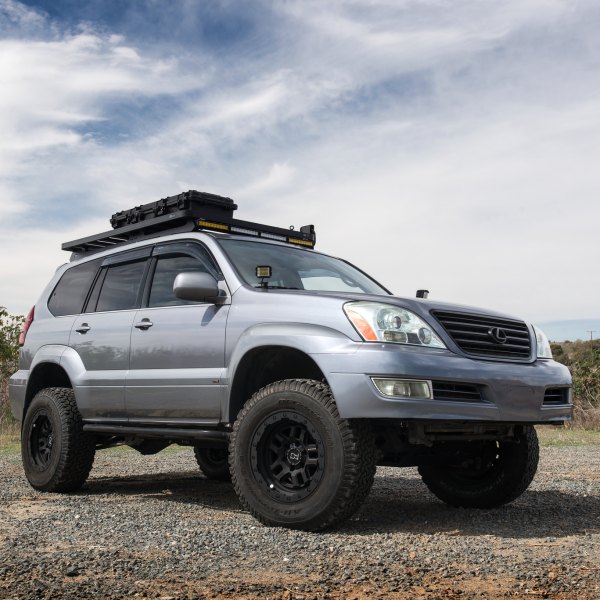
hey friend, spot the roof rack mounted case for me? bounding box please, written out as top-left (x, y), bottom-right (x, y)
top-left (110, 190), bottom-right (237, 229)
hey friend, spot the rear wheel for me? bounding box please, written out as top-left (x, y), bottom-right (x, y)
top-left (21, 387), bottom-right (95, 492)
top-left (230, 379), bottom-right (376, 531)
top-left (418, 426), bottom-right (539, 508)
top-left (194, 447), bottom-right (231, 481)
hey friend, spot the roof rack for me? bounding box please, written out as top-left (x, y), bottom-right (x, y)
top-left (62, 190), bottom-right (316, 257)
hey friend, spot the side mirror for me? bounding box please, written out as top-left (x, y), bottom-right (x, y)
top-left (173, 272), bottom-right (221, 303)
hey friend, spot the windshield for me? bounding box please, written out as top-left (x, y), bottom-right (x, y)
top-left (219, 239), bottom-right (389, 294)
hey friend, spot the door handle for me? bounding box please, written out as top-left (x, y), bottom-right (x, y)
top-left (134, 319), bottom-right (153, 330)
top-left (75, 323), bottom-right (91, 334)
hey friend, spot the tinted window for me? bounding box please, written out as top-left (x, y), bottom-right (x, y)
top-left (48, 258), bottom-right (102, 316)
top-left (149, 254), bottom-right (209, 308)
top-left (95, 260), bottom-right (147, 312)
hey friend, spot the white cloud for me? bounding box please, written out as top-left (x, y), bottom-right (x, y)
top-left (0, 0), bottom-right (46, 31)
top-left (0, 0), bottom-right (599, 330)
top-left (240, 162), bottom-right (296, 196)
top-left (0, 25), bottom-right (199, 186)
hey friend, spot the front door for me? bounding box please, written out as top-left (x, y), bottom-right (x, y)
top-left (126, 243), bottom-right (229, 425)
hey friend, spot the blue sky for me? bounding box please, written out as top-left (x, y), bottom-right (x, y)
top-left (1, 0), bottom-right (599, 340)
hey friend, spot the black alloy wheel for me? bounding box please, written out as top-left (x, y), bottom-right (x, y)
top-left (230, 379), bottom-right (376, 531)
top-left (418, 425), bottom-right (539, 508)
top-left (252, 411), bottom-right (325, 503)
top-left (21, 387), bottom-right (95, 493)
top-left (28, 410), bottom-right (55, 470)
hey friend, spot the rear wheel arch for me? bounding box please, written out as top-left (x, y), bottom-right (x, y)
top-left (25, 362), bottom-right (72, 417)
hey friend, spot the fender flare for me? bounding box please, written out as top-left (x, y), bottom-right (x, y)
top-left (26, 345), bottom-right (87, 403)
top-left (223, 322), bottom-right (358, 420)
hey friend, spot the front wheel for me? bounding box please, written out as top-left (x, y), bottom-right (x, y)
top-left (230, 379), bottom-right (376, 531)
top-left (418, 426), bottom-right (539, 508)
top-left (21, 387), bottom-right (95, 492)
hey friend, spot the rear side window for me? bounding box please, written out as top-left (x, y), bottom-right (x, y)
top-left (48, 259), bottom-right (102, 316)
top-left (95, 260), bottom-right (147, 312)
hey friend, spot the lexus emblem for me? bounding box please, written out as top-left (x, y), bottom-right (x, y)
top-left (488, 327), bottom-right (508, 344)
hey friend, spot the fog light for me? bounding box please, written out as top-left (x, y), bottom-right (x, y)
top-left (372, 378), bottom-right (433, 399)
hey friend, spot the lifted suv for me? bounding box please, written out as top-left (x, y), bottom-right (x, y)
top-left (10, 191), bottom-right (572, 530)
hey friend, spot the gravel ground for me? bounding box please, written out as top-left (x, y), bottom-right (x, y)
top-left (0, 441), bottom-right (598, 600)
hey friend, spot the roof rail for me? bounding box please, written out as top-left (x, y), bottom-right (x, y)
top-left (62, 190), bottom-right (316, 257)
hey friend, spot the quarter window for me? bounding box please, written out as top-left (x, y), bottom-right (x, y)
top-left (48, 258), bottom-right (102, 316)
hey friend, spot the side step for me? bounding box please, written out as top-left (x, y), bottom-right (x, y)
top-left (83, 424), bottom-right (229, 447)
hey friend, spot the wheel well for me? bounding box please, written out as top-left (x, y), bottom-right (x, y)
top-left (228, 346), bottom-right (326, 422)
top-left (25, 363), bottom-right (72, 414)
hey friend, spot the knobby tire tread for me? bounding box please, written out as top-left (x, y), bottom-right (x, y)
top-left (230, 379), bottom-right (376, 531)
top-left (24, 387), bottom-right (95, 493)
top-left (418, 425), bottom-right (539, 509)
top-left (193, 446), bottom-right (231, 481)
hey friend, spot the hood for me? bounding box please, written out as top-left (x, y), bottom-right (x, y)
top-left (292, 290), bottom-right (528, 324)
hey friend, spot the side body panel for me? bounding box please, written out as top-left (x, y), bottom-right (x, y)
top-left (221, 286), bottom-right (572, 424)
top-left (127, 303), bottom-right (230, 422)
top-left (68, 311), bottom-right (137, 420)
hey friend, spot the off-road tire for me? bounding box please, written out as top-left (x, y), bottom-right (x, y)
top-left (21, 387), bottom-right (95, 493)
top-left (230, 379), bottom-right (376, 531)
top-left (418, 426), bottom-right (539, 508)
top-left (194, 447), bottom-right (231, 481)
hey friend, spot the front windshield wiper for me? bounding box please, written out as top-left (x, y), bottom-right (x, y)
top-left (253, 285), bottom-right (301, 290)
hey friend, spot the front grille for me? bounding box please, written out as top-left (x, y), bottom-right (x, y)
top-left (432, 381), bottom-right (483, 402)
top-left (431, 310), bottom-right (531, 360)
top-left (543, 387), bottom-right (570, 406)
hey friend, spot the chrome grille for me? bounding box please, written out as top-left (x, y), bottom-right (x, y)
top-left (432, 310), bottom-right (531, 360)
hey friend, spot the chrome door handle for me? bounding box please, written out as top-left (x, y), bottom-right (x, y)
top-left (134, 319), bottom-right (153, 330)
top-left (75, 323), bottom-right (91, 334)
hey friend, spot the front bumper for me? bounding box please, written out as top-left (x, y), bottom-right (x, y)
top-left (314, 344), bottom-right (572, 422)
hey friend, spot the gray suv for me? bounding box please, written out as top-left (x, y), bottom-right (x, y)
top-left (10, 191), bottom-right (572, 530)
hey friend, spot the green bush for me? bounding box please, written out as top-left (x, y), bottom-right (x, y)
top-left (552, 340), bottom-right (600, 428)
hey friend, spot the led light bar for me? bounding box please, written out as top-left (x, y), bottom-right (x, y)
top-left (231, 226), bottom-right (259, 236)
top-left (196, 218), bottom-right (315, 248)
top-left (261, 232), bottom-right (288, 242)
top-left (197, 219), bottom-right (229, 232)
top-left (288, 238), bottom-right (314, 247)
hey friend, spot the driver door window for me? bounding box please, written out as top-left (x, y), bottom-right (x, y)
top-left (148, 254), bottom-right (208, 307)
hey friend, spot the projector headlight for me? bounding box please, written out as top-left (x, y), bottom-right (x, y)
top-left (344, 302), bottom-right (446, 348)
top-left (533, 326), bottom-right (553, 358)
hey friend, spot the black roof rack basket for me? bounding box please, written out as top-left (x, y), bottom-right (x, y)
top-left (62, 191), bottom-right (237, 255)
top-left (62, 190), bottom-right (316, 256)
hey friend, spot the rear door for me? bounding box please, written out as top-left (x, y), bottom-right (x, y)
top-left (126, 241), bottom-right (229, 425)
top-left (69, 247), bottom-right (151, 421)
